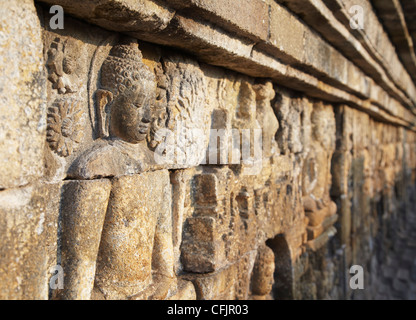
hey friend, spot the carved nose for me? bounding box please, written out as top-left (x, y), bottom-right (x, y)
top-left (142, 108), bottom-right (151, 124)
top-left (142, 115), bottom-right (151, 124)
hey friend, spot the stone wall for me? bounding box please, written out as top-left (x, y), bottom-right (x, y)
top-left (0, 0), bottom-right (415, 300)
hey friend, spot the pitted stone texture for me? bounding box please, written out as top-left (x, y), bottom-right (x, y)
top-left (0, 183), bottom-right (60, 300)
top-left (54, 179), bottom-right (111, 300)
top-left (274, 90), bottom-right (306, 155)
top-left (0, 0), bottom-right (46, 189)
top-left (94, 170), bottom-right (175, 300)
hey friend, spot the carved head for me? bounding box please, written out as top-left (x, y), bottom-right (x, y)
top-left (251, 244), bottom-right (275, 297)
top-left (311, 102), bottom-right (335, 149)
top-left (97, 37), bottom-right (156, 143)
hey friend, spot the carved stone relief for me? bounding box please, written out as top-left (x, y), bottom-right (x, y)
top-left (2, 1), bottom-right (416, 302)
top-left (46, 37), bottom-right (79, 94)
top-left (46, 99), bottom-right (84, 157)
top-left (150, 54), bottom-right (210, 168)
top-left (39, 10), bottom-right (339, 301)
top-left (69, 37), bottom-right (156, 179)
top-left (302, 102), bottom-right (338, 249)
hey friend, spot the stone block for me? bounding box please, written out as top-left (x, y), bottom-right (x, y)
top-left (55, 179), bottom-right (111, 300)
top-left (306, 226), bottom-right (337, 252)
top-left (266, 2), bottom-right (305, 65)
top-left (165, 0), bottom-right (269, 42)
top-left (0, 183), bottom-right (60, 299)
top-left (39, 0), bottom-right (175, 33)
top-left (185, 251), bottom-right (256, 300)
top-left (183, 216), bottom-right (217, 243)
top-left (306, 214), bottom-right (338, 240)
top-left (181, 215), bottom-right (222, 273)
top-left (0, 0), bottom-right (46, 189)
top-left (193, 174), bottom-right (219, 205)
top-left (94, 170), bottom-right (174, 300)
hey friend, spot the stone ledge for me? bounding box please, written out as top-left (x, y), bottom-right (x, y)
top-left (400, 0), bottom-right (416, 54)
top-left (275, 0), bottom-right (416, 112)
top-left (325, 0), bottom-right (416, 87)
top-left (40, 0), bottom-right (176, 33)
top-left (162, 0), bottom-right (270, 43)
top-left (371, 0), bottom-right (416, 84)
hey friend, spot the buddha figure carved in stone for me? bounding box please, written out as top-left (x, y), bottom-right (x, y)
top-left (69, 37), bottom-right (156, 180)
top-left (64, 37), bottom-right (178, 300)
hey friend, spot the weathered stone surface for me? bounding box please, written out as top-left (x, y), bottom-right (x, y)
top-left (164, 0), bottom-right (269, 43)
top-left (0, 0), bottom-right (415, 302)
top-left (94, 170), bottom-right (175, 300)
top-left (0, 0), bottom-right (46, 189)
top-left (250, 244), bottom-right (275, 299)
top-left (185, 251), bottom-right (257, 300)
top-left (167, 279), bottom-right (196, 300)
top-left (39, 0), bottom-right (175, 33)
top-left (150, 53), bottom-right (211, 169)
top-left (275, 90), bottom-right (306, 155)
top-left (275, 0), bottom-right (416, 110)
top-left (0, 183), bottom-right (60, 300)
top-left (265, 3), bottom-right (305, 66)
top-left (54, 179), bottom-right (111, 300)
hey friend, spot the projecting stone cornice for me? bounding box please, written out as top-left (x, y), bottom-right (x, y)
top-left (371, 0), bottom-right (416, 84)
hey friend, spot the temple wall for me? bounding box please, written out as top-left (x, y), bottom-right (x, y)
top-left (0, 0), bottom-right (415, 299)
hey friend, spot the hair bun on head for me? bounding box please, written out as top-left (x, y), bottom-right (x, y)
top-left (100, 36), bottom-right (155, 97)
top-left (108, 36), bottom-right (143, 62)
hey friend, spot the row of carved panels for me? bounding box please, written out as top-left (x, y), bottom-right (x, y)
top-left (43, 16), bottom-right (281, 183)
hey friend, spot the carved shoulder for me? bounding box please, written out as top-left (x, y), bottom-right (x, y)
top-left (68, 140), bottom-right (152, 179)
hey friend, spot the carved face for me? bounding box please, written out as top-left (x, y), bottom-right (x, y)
top-left (110, 81), bottom-right (154, 144)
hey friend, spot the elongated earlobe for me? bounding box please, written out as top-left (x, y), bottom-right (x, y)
top-left (96, 89), bottom-right (113, 138)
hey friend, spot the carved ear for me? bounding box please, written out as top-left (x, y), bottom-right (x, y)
top-left (96, 89), bottom-right (113, 138)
